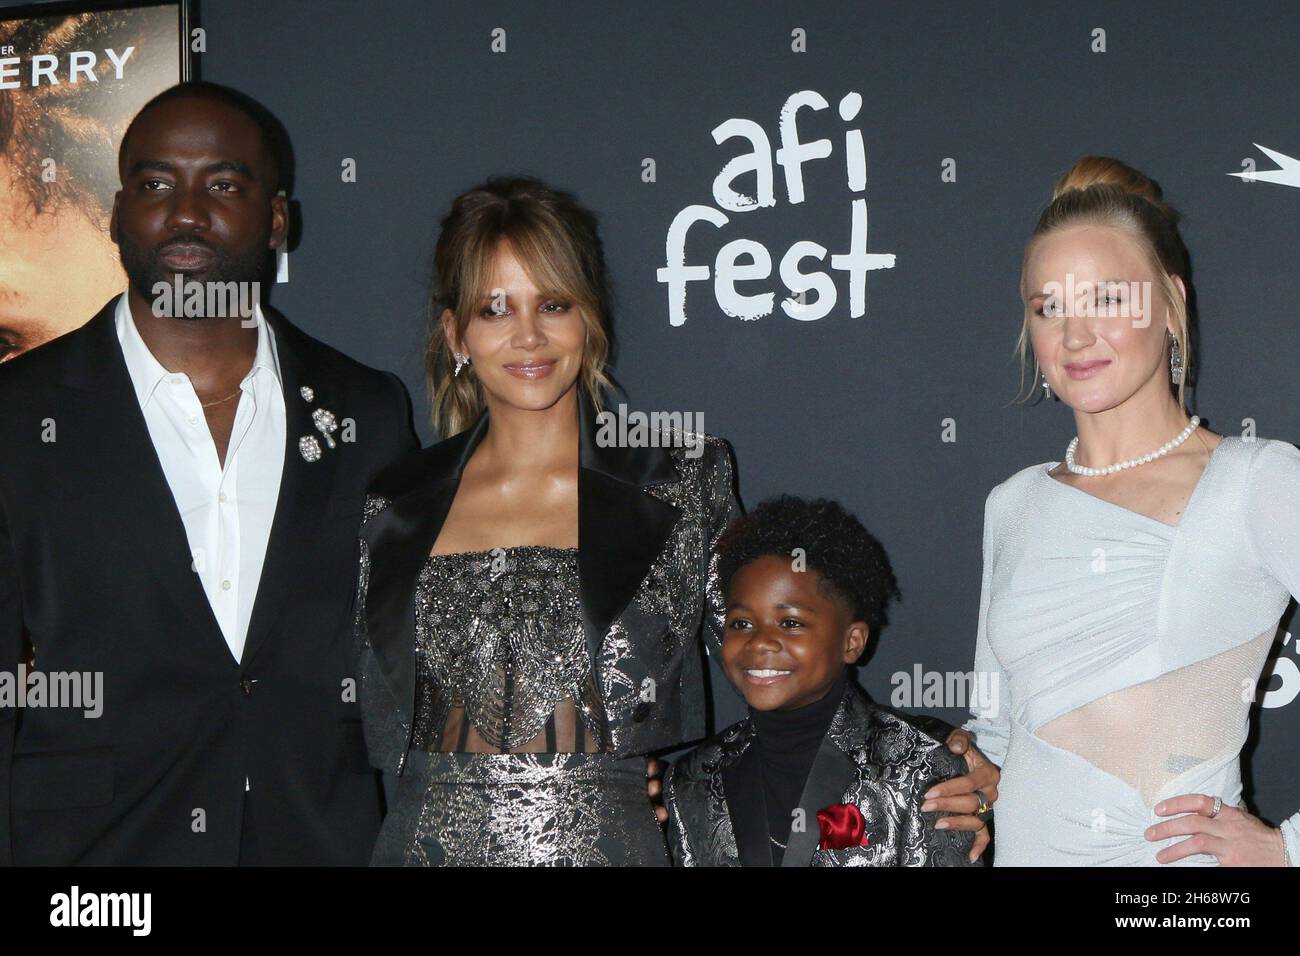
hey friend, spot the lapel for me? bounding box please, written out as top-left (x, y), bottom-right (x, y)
top-left (782, 683), bottom-right (865, 867)
top-left (719, 723), bottom-right (772, 867)
top-left (574, 389), bottom-right (682, 675)
top-left (360, 422), bottom-right (479, 722)
top-left (57, 299), bottom-right (230, 665)
top-left (59, 300), bottom-right (344, 671)
top-left (238, 311), bottom-right (343, 668)
top-left (362, 387), bottom-right (682, 732)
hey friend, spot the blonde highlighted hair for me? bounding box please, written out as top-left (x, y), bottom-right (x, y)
top-left (425, 176), bottom-right (614, 437)
top-left (1015, 156), bottom-right (1192, 410)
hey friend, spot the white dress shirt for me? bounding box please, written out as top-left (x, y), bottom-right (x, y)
top-left (114, 292), bottom-right (287, 666)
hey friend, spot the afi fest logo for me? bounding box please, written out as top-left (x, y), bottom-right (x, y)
top-left (658, 90), bottom-right (895, 326)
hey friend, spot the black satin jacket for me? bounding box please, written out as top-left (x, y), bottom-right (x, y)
top-left (664, 681), bottom-right (978, 866)
top-left (354, 389), bottom-right (741, 774)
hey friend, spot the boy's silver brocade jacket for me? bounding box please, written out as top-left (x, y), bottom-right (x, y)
top-left (664, 681), bottom-right (979, 867)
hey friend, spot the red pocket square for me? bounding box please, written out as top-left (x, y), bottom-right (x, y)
top-left (816, 802), bottom-right (870, 850)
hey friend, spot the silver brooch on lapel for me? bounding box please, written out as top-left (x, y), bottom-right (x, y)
top-left (297, 384), bottom-right (339, 462)
top-left (299, 435), bottom-right (322, 462)
top-left (312, 407), bottom-right (339, 449)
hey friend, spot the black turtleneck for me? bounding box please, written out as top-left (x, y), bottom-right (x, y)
top-left (749, 671), bottom-right (847, 865)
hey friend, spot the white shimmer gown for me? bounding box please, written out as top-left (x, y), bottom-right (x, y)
top-left (963, 435), bottom-right (1300, 866)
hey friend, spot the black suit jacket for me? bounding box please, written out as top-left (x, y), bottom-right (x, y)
top-left (664, 681), bottom-right (977, 866)
top-left (0, 297), bottom-right (418, 865)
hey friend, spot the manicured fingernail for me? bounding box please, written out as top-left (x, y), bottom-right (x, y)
top-left (921, 801), bottom-right (936, 812)
top-left (935, 820), bottom-right (948, 829)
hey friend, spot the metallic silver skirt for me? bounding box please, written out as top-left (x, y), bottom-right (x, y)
top-left (371, 751), bottom-right (670, 867)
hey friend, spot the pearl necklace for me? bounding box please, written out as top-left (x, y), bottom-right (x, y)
top-left (1065, 415), bottom-right (1200, 476)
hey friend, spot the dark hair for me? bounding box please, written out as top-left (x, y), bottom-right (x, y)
top-left (717, 495), bottom-right (900, 632)
top-left (119, 81), bottom-right (295, 195)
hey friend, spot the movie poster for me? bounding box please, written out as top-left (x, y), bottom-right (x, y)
top-left (0, 0), bottom-right (187, 364)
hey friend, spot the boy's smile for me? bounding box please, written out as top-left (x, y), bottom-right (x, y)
top-left (721, 554), bottom-right (868, 711)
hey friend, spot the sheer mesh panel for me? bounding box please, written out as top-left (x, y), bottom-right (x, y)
top-left (1035, 627), bottom-right (1275, 806)
top-left (435, 700), bottom-right (602, 754)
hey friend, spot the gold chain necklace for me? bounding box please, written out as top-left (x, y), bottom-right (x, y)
top-left (200, 388), bottom-right (243, 409)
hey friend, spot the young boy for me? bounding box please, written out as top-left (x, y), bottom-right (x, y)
top-left (664, 495), bottom-right (977, 866)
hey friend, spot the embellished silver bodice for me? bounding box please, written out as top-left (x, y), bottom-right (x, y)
top-left (355, 429), bottom-right (741, 770)
top-left (411, 545), bottom-right (606, 753)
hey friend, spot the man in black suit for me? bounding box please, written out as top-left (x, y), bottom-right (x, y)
top-left (0, 82), bottom-right (418, 865)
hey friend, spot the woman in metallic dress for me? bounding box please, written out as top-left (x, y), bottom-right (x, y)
top-left (352, 175), bottom-right (738, 865)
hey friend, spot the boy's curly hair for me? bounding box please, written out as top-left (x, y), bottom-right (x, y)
top-left (716, 495), bottom-right (900, 632)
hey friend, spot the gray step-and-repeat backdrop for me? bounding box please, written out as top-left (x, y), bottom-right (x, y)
top-left (12, 0), bottom-right (1300, 837)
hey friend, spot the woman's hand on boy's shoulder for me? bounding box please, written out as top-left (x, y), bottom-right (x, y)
top-left (921, 729), bottom-right (999, 863)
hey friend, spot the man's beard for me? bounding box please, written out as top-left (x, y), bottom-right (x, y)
top-left (118, 231), bottom-right (272, 320)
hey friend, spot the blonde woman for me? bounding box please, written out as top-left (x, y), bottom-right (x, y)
top-left (963, 157), bottom-right (1300, 866)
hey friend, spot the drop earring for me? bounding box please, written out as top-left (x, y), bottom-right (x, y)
top-left (1168, 331), bottom-right (1184, 385)
top-left (453, 351), bottom-right (470, 377)
top-left (1041, 371), bottom-right (1052, 400)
